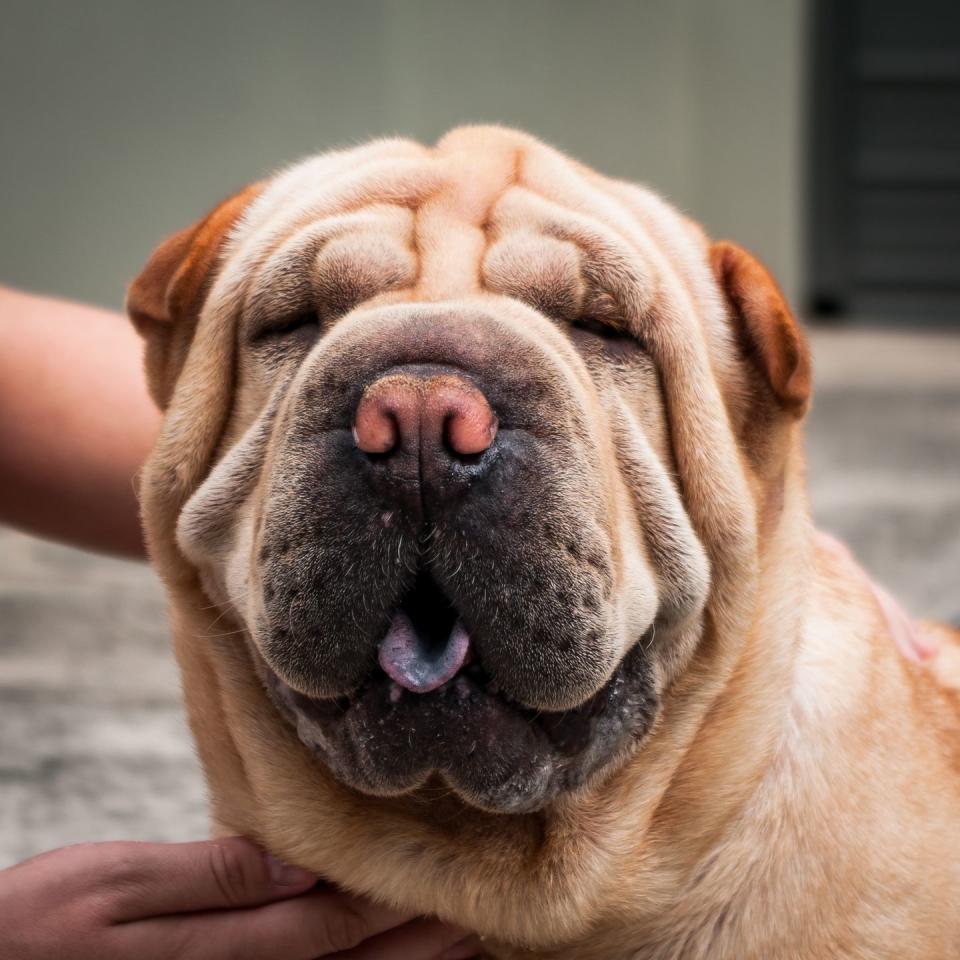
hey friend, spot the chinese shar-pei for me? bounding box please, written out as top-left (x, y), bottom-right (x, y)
top-left (128, 126), bottom-right (960, 959)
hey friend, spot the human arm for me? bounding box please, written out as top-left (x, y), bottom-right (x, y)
top-left (0, 285), bottom-right (159, 557)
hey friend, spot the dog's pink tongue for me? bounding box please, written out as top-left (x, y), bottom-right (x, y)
top-left (378, 611), bottom-right (471, 694)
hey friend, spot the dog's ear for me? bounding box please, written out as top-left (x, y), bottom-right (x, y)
top-left (710, 241), bottom-right (811, 418)
top-left (126, 183), bottom-right (262, 409)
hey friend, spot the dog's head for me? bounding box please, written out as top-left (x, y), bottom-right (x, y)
top-left (131, 127), bottom-right (809, 819)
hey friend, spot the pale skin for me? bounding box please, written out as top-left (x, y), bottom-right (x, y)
top-left (0, 286), bottom-right (478, 959)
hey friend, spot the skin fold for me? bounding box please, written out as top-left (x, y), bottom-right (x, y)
top-left (130, 126), bottom-right (960, 959)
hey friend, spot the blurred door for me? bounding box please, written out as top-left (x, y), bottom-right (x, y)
top-left (809, 0), bottom-right (960, 323)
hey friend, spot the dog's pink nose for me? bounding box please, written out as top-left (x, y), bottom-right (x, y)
top-left (353, 372), bottom-right (498, 457)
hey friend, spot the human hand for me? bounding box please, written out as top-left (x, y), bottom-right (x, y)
top-left (0, 836), bottom-right (480, 959)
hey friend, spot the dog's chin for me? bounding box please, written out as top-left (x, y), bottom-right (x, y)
top-left (255, 629), bottom-right (659, 815)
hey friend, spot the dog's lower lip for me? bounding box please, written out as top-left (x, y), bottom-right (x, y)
top-left (257, 626), bottom-right (658, 811)
top-left (264, 650), bottom-right (620, 756)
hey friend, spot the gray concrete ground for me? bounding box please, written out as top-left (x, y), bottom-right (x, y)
top-left (1, 327), bottom-right (958, 866)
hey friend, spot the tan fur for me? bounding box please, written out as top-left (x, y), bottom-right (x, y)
top-left (131, 127), bottom-right (960, 959)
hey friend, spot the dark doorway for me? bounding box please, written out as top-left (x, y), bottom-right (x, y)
top-left (808, 0), bottom-right (960, 324)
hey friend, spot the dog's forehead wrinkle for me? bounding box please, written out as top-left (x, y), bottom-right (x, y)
top-left (247, 138), bottom-right (433, 232)
top-left (228, 154), bottom-right (446, 288)
top-left (486, 186), bottom-right (665, 334)
top-left (512, 148), bottom-right (712, 350)
top-left (255, 206), bottom-right (409, 279)
top-left (522, 142), bottom-right (669, 252)
top-left (224, 134), bottom-right (697, 362)
top-left (242, 207), bottom-right (417, 320)
top-left (403, 136), bottom-right (524, 302)
top-left (481, 231), bottom-right (586, 322)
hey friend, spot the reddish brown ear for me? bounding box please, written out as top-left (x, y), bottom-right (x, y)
top-left (126, 183), bottom-right (262, 408)
top-left (710, 241), bottom-right (811, 417)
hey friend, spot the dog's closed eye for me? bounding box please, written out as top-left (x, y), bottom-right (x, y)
top-left (252, 311), bottom-right (322, 348)
top-left (570, 317), bottom-right (647, 365)
top-left (571, 316), bottom-right (629, 340)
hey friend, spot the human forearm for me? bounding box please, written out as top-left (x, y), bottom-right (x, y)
top-left (0, 285), bottom-right (160, 557)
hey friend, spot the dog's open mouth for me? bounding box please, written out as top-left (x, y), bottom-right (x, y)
top-left (257, 569), bottom-right (658, 813)
top-left (377, 571), bottom-right (473, 694)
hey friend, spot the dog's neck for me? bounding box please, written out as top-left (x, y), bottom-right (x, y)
top-left (561, 490), bottom-right (955, 959)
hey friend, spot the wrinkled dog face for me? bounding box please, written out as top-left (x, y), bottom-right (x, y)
top-left (172, 131), bottom-right (713, 813)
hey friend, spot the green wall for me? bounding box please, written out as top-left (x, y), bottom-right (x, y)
top-left (0, 0), bottom-right (806, 308)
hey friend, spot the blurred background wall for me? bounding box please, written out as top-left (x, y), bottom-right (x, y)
top-left (0, 0), bottom-right (806, 307)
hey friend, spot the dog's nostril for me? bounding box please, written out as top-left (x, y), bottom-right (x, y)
top-left (353, 402), bottom-right (399, 455)
top-left (442, 404), bottom-right (498, 458)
